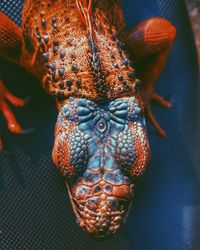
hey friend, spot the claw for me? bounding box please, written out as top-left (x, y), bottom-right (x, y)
top-left (0, 80), bottom-right (34, 150)
top-left (0, 80), bottom-right (28, 134)
top-left (20, 127), bottom-right (35, 135)
top-left (151, 92), bottom-right (172, 108)
top-left (23, 96), bottom-right (31, 106)
top-left (146, 104), bottom-right (166, 137)
top-left (142, 88), bottom-right (172, 137)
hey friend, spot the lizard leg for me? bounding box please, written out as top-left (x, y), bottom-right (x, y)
top-left (0, 80), bottom-right (25, 134)
top-left (126, 17), bottom-right (176, 136)
top-left (0, 13), bottom-right (26, 150)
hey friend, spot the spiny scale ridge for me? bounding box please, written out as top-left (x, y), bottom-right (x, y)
top-left (22, 0), bottom-right (141, 104)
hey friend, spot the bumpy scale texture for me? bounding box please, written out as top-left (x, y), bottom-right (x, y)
top-left (21, 0), bottom-right (140, 103)
top-left (53, 97), bottom-right (150, 236)
top-left (1, 0), bottom-right (152, 238)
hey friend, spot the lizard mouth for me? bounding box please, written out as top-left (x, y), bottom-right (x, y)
top-left (67, 183), bottom-right (134, 238)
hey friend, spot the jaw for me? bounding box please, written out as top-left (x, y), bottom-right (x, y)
top-left (66, 182), bottom-right (134, 238)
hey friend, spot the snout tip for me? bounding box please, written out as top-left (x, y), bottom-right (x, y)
top-left (77, 212), bottom-right (124, 238)
top-left (72, 196), bottom-right (133, 238)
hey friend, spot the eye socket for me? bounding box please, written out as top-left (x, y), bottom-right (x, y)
top-left (98, 122), bottom-right (105, 130)
top-left (96, 118), bottom-right (107, 133)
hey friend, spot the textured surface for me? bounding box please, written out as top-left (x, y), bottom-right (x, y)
top-left (14, 0), bottom-right (153, 237)
top-left (53, 97), bottom-right (149, 236)
top-left (0, 0), bottom-right (200, 249)
top-left (20, 0), bottom-right (139, 102)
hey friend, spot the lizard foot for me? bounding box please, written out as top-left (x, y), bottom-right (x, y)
top-left (0, 80), bottom-right (28, 150)
top-left (143, 90), bottom-right (172, 137)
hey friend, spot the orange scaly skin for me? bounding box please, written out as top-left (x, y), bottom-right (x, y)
top-left (0, 0), bottom-right (176, 238)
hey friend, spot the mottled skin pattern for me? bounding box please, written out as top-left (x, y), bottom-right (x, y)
top-left (0, 0), bottom-right (176, 238)
top-left (53, 97), bottom-right (150, 236)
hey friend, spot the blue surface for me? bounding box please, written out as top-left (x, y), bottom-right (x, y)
top-left (122, 1), bottom-right (200, 249)
top-left (0, 0), bottom-right (200, 249)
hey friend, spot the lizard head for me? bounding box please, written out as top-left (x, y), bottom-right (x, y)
top-left (52, 96), bottom-right (150, 238)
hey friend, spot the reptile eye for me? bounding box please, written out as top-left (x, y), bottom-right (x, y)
top-left (96, 119), bottom-right (107, 133)
top-left (98, 122), bottom-right (105, 129)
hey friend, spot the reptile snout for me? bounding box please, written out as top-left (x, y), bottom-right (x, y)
top-left (69, 178), bottom-right (135, 237)
top-left (52, 97), bottom-right (150, 236)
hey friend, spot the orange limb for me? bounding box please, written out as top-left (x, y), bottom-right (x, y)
top-left (0, 13), bottom-right (25, 150)
top-left (126, 18), bottom-right (176, 136)
top-left (0, 80), bottom-right (26, 135)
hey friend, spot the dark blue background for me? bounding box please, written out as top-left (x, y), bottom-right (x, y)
top-left (0, 0), bottom-right (200, 249)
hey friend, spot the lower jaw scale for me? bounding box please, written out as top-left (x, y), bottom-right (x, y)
top-left (76, 206), bottom-right (126, 237)
top-left (82, 218), bottom-right (122, 236)
top-left (68, 184), bottom-right (133, 237)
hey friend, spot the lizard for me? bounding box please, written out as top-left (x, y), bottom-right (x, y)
top-left (0, 0), bottom-right (176, 238)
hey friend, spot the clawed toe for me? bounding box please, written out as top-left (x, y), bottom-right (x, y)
top-left (0, 80), bottom-right (28, 107)
top-left (23, 96), bottom-right (31, 106)
top-left (20, 127), bottom-right (35, 135)
top-left (0, 80), bottom-right (32, 150)
top-left (144, 91), bottom-right (172, 137)
top-left (146, 104), bottom-right (166, 137)
top-left (0, 125), bottom-right (35, 154)
top-left (0, 80), bottom-right (29, 134)
top-left (151, 92), bottom-right (172, 108)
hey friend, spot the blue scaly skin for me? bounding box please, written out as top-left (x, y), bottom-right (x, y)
top-left (0, 0), bottom-right (176, 239)
top-left (53, 96), bottom-right (150, 237)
